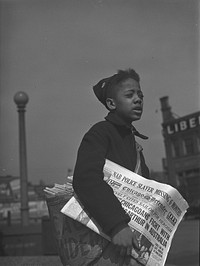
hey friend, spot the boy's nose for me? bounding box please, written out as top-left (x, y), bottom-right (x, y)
top-left (134, 96), bottom-right (143, 104)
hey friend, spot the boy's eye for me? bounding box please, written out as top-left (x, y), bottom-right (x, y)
top-left (124, 90), bottom-right (144, 99)
top-left (138, 91), bottom-right (144, 99)
top-left (125, 93), bottom-right (133, 98)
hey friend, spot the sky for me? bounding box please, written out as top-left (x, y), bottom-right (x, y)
top-left (0, 0), bottom-right (199, 185)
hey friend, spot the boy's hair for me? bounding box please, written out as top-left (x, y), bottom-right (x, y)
top-left (93, 68), bottom-right (140, 110)
top-left (112, 68), bottom-right (140, 84)
top-left (106, 68), bottom-right (140, 99)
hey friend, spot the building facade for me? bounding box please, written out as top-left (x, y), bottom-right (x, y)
top-left (0, 176), bottom-right (49, 221)
top-left (160, 96), bottom-right (200, 205)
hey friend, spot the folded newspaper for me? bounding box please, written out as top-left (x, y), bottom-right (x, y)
top-left (44, 159), bottom-right (189, 266)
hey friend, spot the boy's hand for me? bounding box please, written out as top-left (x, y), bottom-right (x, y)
top-left (111, 226), bottom-right (139, 257)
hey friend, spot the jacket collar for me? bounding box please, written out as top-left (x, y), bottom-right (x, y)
top-left (105, 112), bottom-right (148, 140)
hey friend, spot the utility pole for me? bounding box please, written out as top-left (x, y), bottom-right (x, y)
top-left (14, 92), bottom-right (29, 226)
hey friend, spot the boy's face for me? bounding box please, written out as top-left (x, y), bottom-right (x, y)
top-left (110, 78), bottom-right (144, 124)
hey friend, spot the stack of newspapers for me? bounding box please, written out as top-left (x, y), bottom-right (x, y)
top-left (44, 176), bottom-right (74, 198)
top-left (44, 160), bottom-right (189, 266)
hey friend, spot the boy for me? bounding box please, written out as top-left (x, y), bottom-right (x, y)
top-left (73, 68), bottom-right (150, 265)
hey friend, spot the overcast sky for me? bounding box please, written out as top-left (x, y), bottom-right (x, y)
top-left (0, 0), bottom-right (199, 184)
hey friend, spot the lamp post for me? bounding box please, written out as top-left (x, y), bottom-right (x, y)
top-left (14, 91), bottom-right (29, 226)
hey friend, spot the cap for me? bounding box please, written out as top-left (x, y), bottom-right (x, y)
top-left (93, 74), bottom-right (118, 109)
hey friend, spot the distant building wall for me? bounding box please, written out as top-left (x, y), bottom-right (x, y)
top-left (160, 96), bottom-right (200, 204)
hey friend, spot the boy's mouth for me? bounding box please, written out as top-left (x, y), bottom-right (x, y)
top-left (132, 106), bottom-right (142, 111)
top-left (133, 109), bottom-right (142, 113)
top-left (132, 107), bottom-right (143, 115)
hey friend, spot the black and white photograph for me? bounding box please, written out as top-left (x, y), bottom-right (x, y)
top-left (0, 1), bottom-right (199, 265)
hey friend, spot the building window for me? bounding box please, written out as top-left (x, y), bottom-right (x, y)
top-left (171, 139), bottom-right (180, 157)
top-left (185, 168), bottom-right (200, 177)
top-left (183, 137), bottom-right (195, 155)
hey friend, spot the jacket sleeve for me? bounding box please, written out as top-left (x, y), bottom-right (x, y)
top-left (73, 125), bottom-right (130, 235)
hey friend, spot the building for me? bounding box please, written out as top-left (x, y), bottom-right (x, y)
top-left (0, 176), bottom-right (20, 203)
top-left (0, 176), bottom-right (49, 221)
top-left (160, 96), bottom-right (200, 205)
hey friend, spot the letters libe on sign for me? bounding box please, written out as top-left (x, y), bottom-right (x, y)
top-left (165, 113), bottom-right (200, 135)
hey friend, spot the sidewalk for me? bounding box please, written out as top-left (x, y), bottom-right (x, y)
top-left (0, 256), bottom-right (191, 266)
top-left (0, 256), bottom-right (62, 266)
top-left (0, 256), bottom-right (198, 266)
top-left (0, 220), bottom-right (199, 266)
top-left (165, 219), bottom-right (199, 266)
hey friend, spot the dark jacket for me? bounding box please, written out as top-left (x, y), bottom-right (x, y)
top-left (73, 112), bottom-right (149, 236)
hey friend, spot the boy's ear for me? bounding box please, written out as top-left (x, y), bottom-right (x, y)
top-left (106, 98), bottom-right (116, 110)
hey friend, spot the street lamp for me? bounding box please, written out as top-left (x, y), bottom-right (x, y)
top-left (14, 91), bottom-right (29, 226)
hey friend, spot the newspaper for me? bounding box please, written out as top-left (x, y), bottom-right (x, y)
top-left (60, 159), bottom-right (189, 266)
top-left (44, 177), bottom-right (73, 198)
